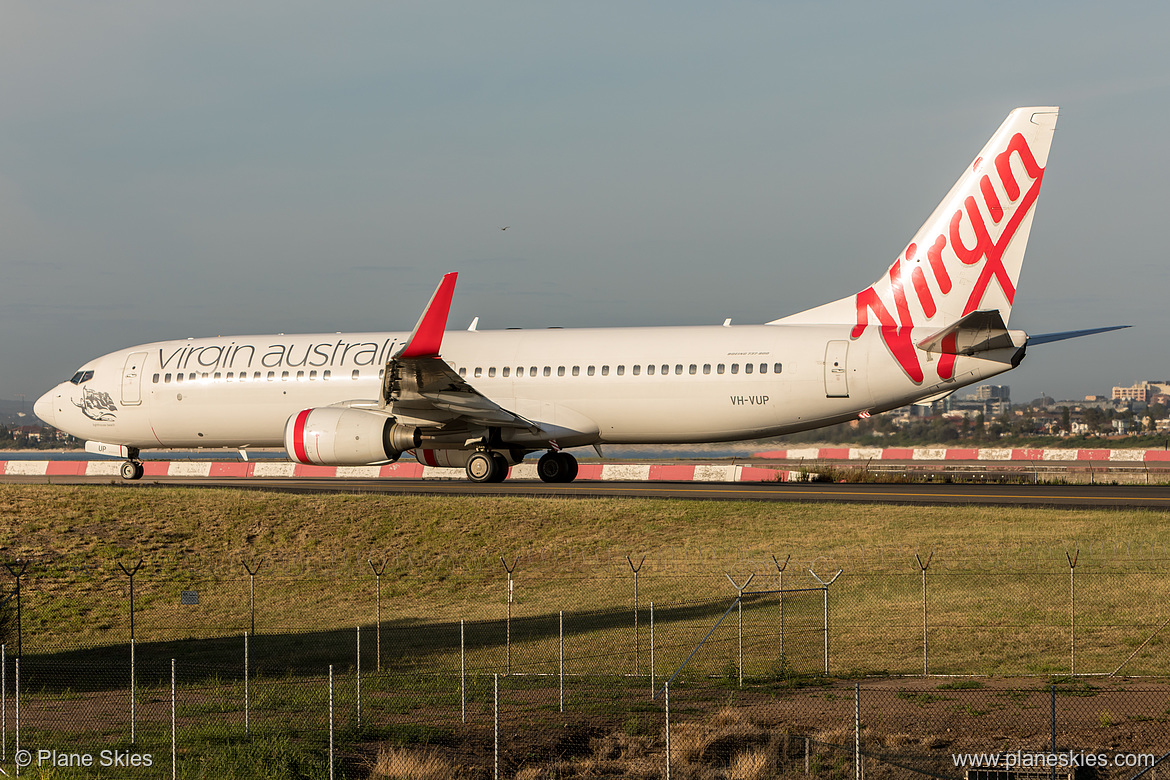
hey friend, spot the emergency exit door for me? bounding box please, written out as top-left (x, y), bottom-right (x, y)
top-left (121, 351), bottom-right (148, 406)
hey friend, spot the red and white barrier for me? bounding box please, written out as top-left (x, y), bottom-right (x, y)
top-left (0, 459), bottom-right (805, 483)
top-left (755, 448), bottom-right (1170, 462)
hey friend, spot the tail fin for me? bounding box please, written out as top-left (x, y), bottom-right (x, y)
top-left (772, 107), bottom-right (1058, 331)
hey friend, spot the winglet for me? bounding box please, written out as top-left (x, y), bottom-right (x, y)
top-left (395, 273), bottom-right (458, 359)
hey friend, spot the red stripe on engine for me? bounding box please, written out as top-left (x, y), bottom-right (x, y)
top-left (420, 449), bottom-right (438, 467)
top-left (292, 409), bottom-right (312, 464)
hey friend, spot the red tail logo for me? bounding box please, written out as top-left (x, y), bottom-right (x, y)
top-left (852, 133), bottom-right (1045, 383)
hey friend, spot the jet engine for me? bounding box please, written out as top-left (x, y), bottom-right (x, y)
top-left (284, 408), bottom-right (420, 466)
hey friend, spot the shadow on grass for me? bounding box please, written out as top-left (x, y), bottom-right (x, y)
top-left (14, 597), bottom-right (755, 693)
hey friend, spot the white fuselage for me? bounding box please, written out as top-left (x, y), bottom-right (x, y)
top-left (35, 322), bottom-right (1022, 452)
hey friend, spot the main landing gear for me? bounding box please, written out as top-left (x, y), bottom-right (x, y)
top-left (120, 459), bottom-right (144, 481)
top-left (537, 451), bottom-right (578, 483)
top-left (465, 450), bottom-right (510, 483)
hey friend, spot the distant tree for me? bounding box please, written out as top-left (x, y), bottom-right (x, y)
top-left (1061, 406), bottom-right (1071, 433)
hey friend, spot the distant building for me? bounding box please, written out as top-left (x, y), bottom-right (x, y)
top-left (972, 385), bottom-right (1010, 403)
top-left (1113, 381), bottom-right (1170, 403)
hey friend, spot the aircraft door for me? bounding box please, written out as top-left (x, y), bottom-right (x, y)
top-left (824, 341), bottom-right (849, 398)
top-left (121, 351), bottom-right (148, 406)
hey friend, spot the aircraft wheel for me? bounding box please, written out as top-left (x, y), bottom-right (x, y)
top-left (121, 460), bottom-right (144, 481)
top-left (487, 452), bottom-right (510, 483)
top-left (537, 451), bottom-right (578, 483)
top-left (465, 451), bottom-right (496, 483)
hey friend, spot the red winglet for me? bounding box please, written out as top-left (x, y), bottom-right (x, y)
top-left (396, 272), bottom-right (458, 359)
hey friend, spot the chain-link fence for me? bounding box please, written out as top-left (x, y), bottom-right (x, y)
top-left (4, 550), bottom-right (1170, 778)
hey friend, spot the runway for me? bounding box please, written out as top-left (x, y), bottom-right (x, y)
top-left (13, 474), bottom-right (1170, 510)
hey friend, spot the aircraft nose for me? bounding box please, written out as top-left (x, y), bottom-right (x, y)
top-left (34, 390), bottom-right (56, 426)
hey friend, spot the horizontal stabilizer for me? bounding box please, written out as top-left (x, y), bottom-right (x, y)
top-left (1027, 325), bottom-right (1131, 346)
top-left (916, 310), bottom-right (1016, 355)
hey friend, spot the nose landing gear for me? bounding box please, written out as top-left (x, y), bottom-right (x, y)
top-left (120, 459), bottom-right (145, 480)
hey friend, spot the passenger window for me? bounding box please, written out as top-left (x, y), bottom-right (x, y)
top-left (502, 367), bottom-right (510, 377)
top-left (558, 366), bottom-right (565, 377)
top-left (283, 371), bottom-right (290, 380)
top-left (572, 366), bottom-right (580, 376)
top-left (544, 366), bottom-right (551, 377)
top-left (153, 373), bottom-right (160, 383)
top-left (731, 364), bottom-right (739, 374)
top-left (322, 370), bottom-right (330, 380)
top-left (675, 364), bottom-right (683, 375)
top-left (296, 371), bottom-right (304, 380)
top-left (164, 373), bottom-right (172, 383)
top-left (774, 363), bottom-right (782, 374)
top-left (745, 363), bottom-right (753, 374)
top-left (474, 367), bottom-right (482, 378)
top-left (176, 374), bottom-right (184, 383)
top-left (601, 365), bottom-right (609, 376)
top-left (267, 371), bottom-right (275, 381)
top-left (514, 367), bottom-right (523, 377)
top-left (616, 365), bottom-right (624, 376)
top-left (759, 364), bottom-right (767, 374)
top-left (530, 366), bottom-right (537, 376)
top-left (703, 364), bottom-right (711, 374)
top-left (459, 368), bottom-right (467, 377)
top-left (309, 370), bottom-right (317, 380)
top-left (647, 364), bottom-right (655, 376)
top-left (689, 364), bottom-right (697, 375)
top-left (632, 365), bottom-right (641, 376)
top-left (587, 366), bottom-right (595, 376)
top-left (717, 364), bottom-right (725, 374)
top-left (351, 370), bottom-right (359, 380)
top-left (661, 365), bottom-right (669, 375)
top-left (488, 367), bottom-right (496, 378)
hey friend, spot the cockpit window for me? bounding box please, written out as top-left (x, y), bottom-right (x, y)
top-left (69, 370), bottom-right (95, 385)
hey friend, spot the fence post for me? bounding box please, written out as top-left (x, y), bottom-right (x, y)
top-left (2, 642), bottom-right (5, 762)
top-left (725, 572), bottom-right (756, 687)
top-left (501, 556), bottom-right (517, 676)
top-left (559, 610), bottom-right (564, 713)
top-left (13, 658), bottom-right (17, 776)
top-left (772, 555), bottom-right (790, 660)
top-left (916, 552), bottom-right (933, 676)
top-left (368, 559), bottom-right (386, 673)
top-left (855, 681), bottom-right (862, 780)
top-left (810, 568), bottom-right (842, 675)
top-left (628, 555), bottom-right (645, 674)
top-left (244, 632), bottom-right (250, 736)
top-left (171, 658), bottom-right (177, 780)
top-left (3, 563), bottom-right (26, 658)
top-left (664, 680), bottom-right (671, 780)
top-left (357, 625), bottom-right (362, 729)
top-left (494, 673), bottom-right (500, 780)
top-left (242, 559), bottom-right (263, 637)
top-left (460, 619), bottom-right (466, 723)
top-left (117, 558), bottom-right (143, 743)
top-left (329, 665), bottom-right (334, 780)
top-left (1067, 550), bottom-right (1078, 675)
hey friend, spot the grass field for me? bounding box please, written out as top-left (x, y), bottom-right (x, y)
top-left (4, 485), bottom-right (1170, 778)
top-left (2, 484), bottom-right (1170, 676)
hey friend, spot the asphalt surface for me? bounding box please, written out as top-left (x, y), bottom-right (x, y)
top-left (11, 474), bottom-right (1170, 510)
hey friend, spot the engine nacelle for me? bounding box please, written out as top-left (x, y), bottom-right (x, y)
top-left (285, 408), bottom-right (420, 466)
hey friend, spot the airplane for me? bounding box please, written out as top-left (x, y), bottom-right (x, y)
top-left (34, 106), bottom-right (1127, 483)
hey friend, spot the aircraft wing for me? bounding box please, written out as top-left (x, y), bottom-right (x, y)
top-left (382, 273), bottom-right (538, 432)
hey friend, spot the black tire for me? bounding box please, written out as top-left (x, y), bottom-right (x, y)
top-left (465, 451), bottom-right (495, 483)
top-left (121, 461), bottom-right (144, 481)
top-left (487, 452), bottom-right (509, 483)
top-left (537, 451), bottom-right (578, 483)
top-left (557, 452), bottom-right (578, 482)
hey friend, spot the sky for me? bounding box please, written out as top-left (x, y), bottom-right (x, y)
top-left (1, 2), bottom-right (1167, 408)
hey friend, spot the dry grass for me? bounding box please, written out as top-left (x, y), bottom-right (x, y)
top-left (367, 747), bottom-right (457, 779)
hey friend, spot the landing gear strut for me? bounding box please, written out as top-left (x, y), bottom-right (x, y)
top-left (537, 451), bottom-right (578, 483)
top-left (120, 460), bottom-right (144, 480)
top-left (465, 451), bottom-right (509, 483)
